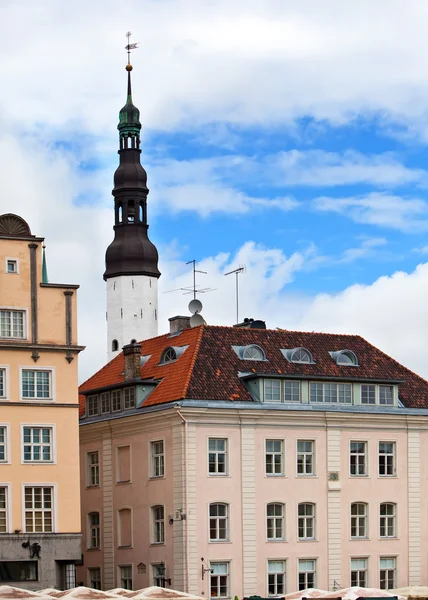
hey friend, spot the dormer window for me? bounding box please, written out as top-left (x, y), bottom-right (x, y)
top-left (281, 348), bottom-right (314, 364)
top-left (241, 345), bottom-right (266, 361)
top-left (331, 350), bottom-right (358, 366)
top-left (161, 347), bottom-right (177, 363)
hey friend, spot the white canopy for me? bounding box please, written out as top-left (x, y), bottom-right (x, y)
top-left (120, 588), bottom-right (202, 600)
top-left (392, 588), bottom-right (428, 599)
top-left (318, 587), bottom-right (404, 600)
top-left (285, 589), bottom-right (330, 600)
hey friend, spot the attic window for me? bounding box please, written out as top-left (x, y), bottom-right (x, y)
top-left (282, 347), bottom-right (314, 364)
top-left (241, 345), bottom-right (266, 361)
top-left (161, 347), bottom-right (177, 363)
top-left (331, 350), bottom-right (358, 366)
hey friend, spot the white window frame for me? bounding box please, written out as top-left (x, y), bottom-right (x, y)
top-left (379, 441), bottom-right (396, 477)
top-left (150, 440), bottom-right (165, 478)
top-left (267, 560), bottom-right (286, 596)
top-left (350, 557), bottom-right (368, 587)
top-left (88, 567), bottom-right (102, 590)
top-left (284, 380), bottom-right (300, 402)
top-left (0, 484), bottom-right (11, 533)
top-left (266, 502), bottom-right (285, 541)
top-left (350, 440), bottom-right (368, 477)
top-left (210, 562), bottom-right (229, 599)
top-left (297, 440), bottom-right (315, 476)
top-left (21, 424), bottom-right (56, 464)
top-left (22, 483), bottom-right (57, 533)
top-left (123, 387), bottom-right (136, 410)
top-left (380, 503), bottom-right (396, 538)
top-left (298, 559), bottom-right (316, 590)
top-left (119, 564), bottom-right (133, 590)
top-left (88, 511), bottom-right (101, 549)
top-left (309, 381), bottom-right (352, 404)
top-left (19, 366), bottom-right (55, 402)
top-left (152, 505), bottom-right (165, 544)
top-left (380, 556), bottom-right (396, 590)
top-left (0, 424), bottom-right (11, 464)
top-left (350, 502), bottom-right (368, 539)
top-left (209, 502), bottom-right (229, 542)
top-left (87, 395), bottom-right (99, 417)
top-left (208, 438), bottom-right (228, 476)
top-left (5, 258), bottom-right (19, 274)
top-left (86, 451), bottom-right (100, 487)
top-left (0, 308), bottom-right (27, 340)
top-left (298, 503), bottom-right (316, 540)
top-left (264, 379), bottom-right (282, 402)
top-left (0, 366), bottom-right (10, 400)
top-left (265, 439), bottom-right (284, 476)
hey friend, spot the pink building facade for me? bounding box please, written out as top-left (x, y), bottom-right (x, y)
top-left (78, 323), bottom-right (428, 594)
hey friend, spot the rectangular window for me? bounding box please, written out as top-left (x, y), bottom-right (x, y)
top-left (0, 487), bottom-right (8, 533)
top-left (209, 503), bottom-right (228, 541)
top-left (208, 438), bottom-right (227, 475)
top-left (120, 565), bottom-right (132, 590)
top-left (379, 442), bottom-right (396, 476)
top-left (153, 564), bottom-right (164, 587)
top-left (210, 562), bottom-right (229, 598)
top-left (350, 441), bottom-right (367, 476)
top-left (63, 563), bottom-right (76, 590)
top-left (87, 395), bottom-right (99, 417)
top-left (118, 508), bottom-right (132, 547)
top-left (266, 503), bottom-right (284, 540)
top-left (266, 439), bottom-right (284, 476)
top-left (152, 506), bottom-right (165, 544)
top-left (380, 557), bottom-right (396, 589)
top-left (380, 503), bottom-right (396, 538)
top-left (298, 503), bottom-right (315, 540)
top-left (351, 503), bottom-right (367, 538)
top-left (87, 451), bottom-right (100, 486)
top-left (297, 440), bottom-right (315, 475)
top-left (88, 567), bottom-right (101, 590)
top-left (298, 559), bottom-right (316, 590)
top-left (111, 390), bottom-right (121, 412)
top-left (0, 369), bottom-right (5, 398)
top-left (22, 370), bottom-right (51, 400)
top-left (284, 380), bottom-right (300, 402)
top-left (6, 260), bottom-right (17, 274)
top-left (0, 427), bottom-right (7, 462)
top-left (268, 560), bottom-right (286, 596)
top-left (379, 386), bottom-right (394, 405)
top-left (264, 379), bottom-right (281, 402)
top-left (117, 446), bottom-right (131, 483)
top-left (123, 387), bottom-right (136, 410)
top-left (0, 310), bottom-right (24, 339)
top-left (0, 561), bottom-right (37, 582)
top-left (24, 487), bottom-right (53, 533)
top-left (100, 392), bottom-right (110, 414)
top-left (361, 384), bottom-right (376, 404)
top-left (88, 512), bottom-right (100, 549)
top-left (310, 382), bottom-right (352, 403)
top-left (350, 558), bottom-right (367, 587)
top-left (151, 440), bottom-right (165, 478)
top-left (23, 427), bottom-right (53, 462)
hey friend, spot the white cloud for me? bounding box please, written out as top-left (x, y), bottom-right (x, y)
top-left (314, 192), bottom-right (428, 232)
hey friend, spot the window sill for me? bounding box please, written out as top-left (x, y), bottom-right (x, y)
top-left (378, 475), bottom-right (397, 479)
top-left (150, 542), bottom-right (165, 546)
top-left (266, 539), bottom-right (287, 543)
top-left (297, 538), bottom-right (317, 542)
top-left (118, 545), bottom-right (133, 549)
top-left (117, 480), bottom-right (132, 485)
top-left (23, 461), bottom-right (55, 465)
top-left (350, 537), bottom-right (370, 541)
top-left (86, 485), bottom-right (100, 489)
top-left (149, 476), bottom-right (165, 481)
top-left (296, 475), bottom-right (317, 478)
top-left (208, 474), bottom-right (230, 478)
top-left (349, 475), bottom-right (369, 478)
top-left (209, 540), bottom-right (231, 544)
top-left (86, 547), bottom-right (101, 552)
top-left (379, 536), bottom-right (398, 541)
top-left (265, 474), bottom-right (286, 478)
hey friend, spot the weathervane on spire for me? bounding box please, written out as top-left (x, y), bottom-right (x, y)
top-left (125, 31), bottom-right (139, 69)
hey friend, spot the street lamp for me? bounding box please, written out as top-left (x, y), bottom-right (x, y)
top-left (157, 562), bottom-right (171, 587)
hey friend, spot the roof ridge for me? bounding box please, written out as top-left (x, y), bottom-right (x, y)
top-left (205, 324), bottom-right (363, 338)
top-left (362, 336), bottom-right (428, 385)
top-left (181, 325), bottom-right (205, 398)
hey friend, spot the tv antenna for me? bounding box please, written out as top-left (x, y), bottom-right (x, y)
top-left (225, 265), bottom-right (246, 324)
top-left (164, 260), bottom-right (215, 299)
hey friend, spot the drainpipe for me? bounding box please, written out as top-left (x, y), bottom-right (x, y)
top-left (176, 406), bottom-right (189, 591)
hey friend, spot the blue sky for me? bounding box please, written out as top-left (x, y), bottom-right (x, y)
top-left (1, 0), bottom-right (428, 381)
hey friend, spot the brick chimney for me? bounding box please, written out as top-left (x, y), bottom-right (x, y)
top-left (169, 315), bottom-right (191, 335)
top-left (123, 341), bottom-right (142, 380)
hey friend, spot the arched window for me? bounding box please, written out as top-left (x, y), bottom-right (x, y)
top-left (139, 202), bottom-right (144, 223)
top-left (209, 503), bottom-right (229, 541)
top-left (350, 502), bottom-right (368, 538)
top-left (151, 505), bottom-right (164, 544)
top-left (380, 503), bottom-right (396, 538)
top-left (241, 344), bottom-right (265, 361)
top-left (112, 339), bottom-right (119, 352)
top-left (290, 347), bottom-right (313, 364)
top-left (161, 347), bottom-right (177, 363)
top-left (266, 503), bottom-right (284, 540)
top-left (336, 350), bottom-right (358, 366)
top-left (298, 503), bottom-right (315, 540)
top-left (118, 203), bottom-right (123, 223)
top-left (128, 200), bottom-right (135, 223)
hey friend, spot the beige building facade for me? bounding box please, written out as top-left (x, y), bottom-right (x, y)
top-left (78, 322), bottom-right (428, 594)
top-left (0, 213), bottom-right (83, 589)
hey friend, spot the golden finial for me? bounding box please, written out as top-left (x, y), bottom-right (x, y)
top-left (125, 31), bottom-right (138, 71)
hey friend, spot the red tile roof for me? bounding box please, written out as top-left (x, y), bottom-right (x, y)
top-left (79, 325), bottom-right (428, 416)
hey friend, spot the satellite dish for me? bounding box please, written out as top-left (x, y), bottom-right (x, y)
top-left (190, 313), bottom-right (205, 327)
top-left (189, 298), bottom-right (203, 314)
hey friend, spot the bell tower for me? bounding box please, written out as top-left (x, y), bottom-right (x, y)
top-left (104, 36), bottom-right (160, 361)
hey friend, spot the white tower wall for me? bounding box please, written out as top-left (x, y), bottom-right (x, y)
top-left (107, 275), bottom-right (158, 362)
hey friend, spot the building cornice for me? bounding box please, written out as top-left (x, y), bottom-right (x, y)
top-left (0, 342), bottom-right (85, 353)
